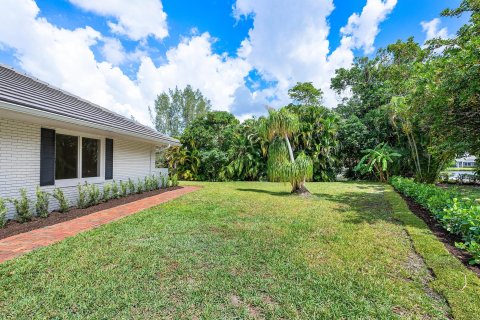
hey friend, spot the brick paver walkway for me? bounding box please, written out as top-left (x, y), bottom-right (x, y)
top-left (0, 186), bottom-right (200, 263)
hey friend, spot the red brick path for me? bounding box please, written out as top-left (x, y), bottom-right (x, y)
top-left (0, 186), bottom-right (200, 264)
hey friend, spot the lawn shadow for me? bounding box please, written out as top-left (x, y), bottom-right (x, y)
top-left (314, 191), bottom-right (410, 228)
top-left (236, 188), bottom-right (291, 197)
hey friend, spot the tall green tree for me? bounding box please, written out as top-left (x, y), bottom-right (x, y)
top-left (151, 85), bottom-right (211, 137)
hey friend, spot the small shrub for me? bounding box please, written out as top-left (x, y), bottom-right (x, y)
top-left (160, 175), bottom-right (168, 188)
top-left (88, 184), bottom-right (101, 206)
top-left (52, 188), bottom-right (70, 213)
top-left (120, 180), bottom-right (128, 197)
top-left (8, 189), bottom-right (32, 223)
top-left (112, 180), bottom-right (120, 199)
top-left (77, 183), bottom-right (89, 209)
top-left (152, 175), bottom-right (160, 190)
top-left (128, 178), bottom-right (135, 195)
top-left (35, 186), bottom-right (50, 218)
top-left (136, 178), bottom-right (144, 194)
top-left (103, 183), bottom-right (112, 201)
top-left (170, 174), bottom-right (179, 187)
top-left (0, 198), bottom-right (7, 228)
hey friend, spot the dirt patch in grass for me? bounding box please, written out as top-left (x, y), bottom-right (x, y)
top-left (0, 186), bottom-right (182, 240)
top-left (400, 194), bottom-right (480, 277)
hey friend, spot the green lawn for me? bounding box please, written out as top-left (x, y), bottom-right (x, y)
top-left (1, 182), bottom-right (479, 319)
top-left (440, 184), bottom-right (480, 199)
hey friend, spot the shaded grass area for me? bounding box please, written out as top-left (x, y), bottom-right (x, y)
top-left (0, 182), bottom-right (478, 319)
top-left (439, 184), bottom-right (480, 199)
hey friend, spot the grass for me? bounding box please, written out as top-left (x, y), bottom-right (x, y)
top-left (439, 184), bottom-right (480, 199)
top-left (0, 182), bottom-right (479, 319)
top-left (444, 167), bottom-right (475, 172)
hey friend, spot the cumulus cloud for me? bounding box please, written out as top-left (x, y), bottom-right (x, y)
top-left (421, 18), bottom-right (449, 42)
top-left (101, 38), bottom-right (127, 65)
top-left (340, 0), bottom-right (397, 54)
top-left (0, 0), bottom-right (399, 124)
top-left (136, 33), bottom-right (250, 112)
top-left (232, 0), bottom-right (397, 112)
top-left (0, 0), bottom-right (250, 126)
top-left (69, 0), bottom-right (168, 40)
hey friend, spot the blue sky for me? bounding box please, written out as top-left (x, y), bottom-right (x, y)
top-left (0, 0), bottom-right (468, 125)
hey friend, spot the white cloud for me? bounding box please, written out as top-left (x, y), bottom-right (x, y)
top-left (0, 0), bottom-right (399, 124)
top-left (69, 0), bottom-right (168, 40)
top-left (421, 18), bottom-right (449, 42)
top-left (0, 0), bottom-right (250, 127)
top-left (137, 33), bottom-right (250, 112)
top-left (340, 0), bottom-right (397, 54)
top-left (101, 38), bottom-right (126, 65)
top-left (233, 0), bottom-right (397, 111)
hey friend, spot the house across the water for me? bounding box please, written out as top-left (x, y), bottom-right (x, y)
top-left (0, 64), bottom-right (179, 219)
top-left (455, 155), bottom-right (477, 168)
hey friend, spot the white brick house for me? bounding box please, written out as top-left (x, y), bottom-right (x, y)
top-left (0, 65), bottom-right (179, 220)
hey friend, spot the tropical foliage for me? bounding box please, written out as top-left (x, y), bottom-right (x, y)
top-left (391, 176), bottom-right (480, 265)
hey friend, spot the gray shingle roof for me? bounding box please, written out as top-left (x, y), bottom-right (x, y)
top-left (0, 64), bottom-right (179, 145)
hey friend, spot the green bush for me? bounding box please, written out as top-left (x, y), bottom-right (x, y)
top-left (120, 180), bottom-right (128, 197)
top-left (170, 174), bottom-right (179, 187)
top-left (103, 183), bottom-right (112, 201)
top-left (160, 175), bottom-right (167, 188)
top-left (52, 188), bottom-right (69, 213)
top-left (88, 184), bottom-right (101, 206)
top-left (77, 183), bottom-right (89, 209)
top-left (35, 186), bottom-right (50, 218)
top-left (390, 176), bottom-right (480, 264)
top-left (128, 178), bottom-right (135, 195)
top-left (8, 189), bottom-right (32, 223)
top-left (112, 180), bottom-right (120, 199)
top-left (136, 178), bottom-right (144, 194)
top-left (0, 198), bottom-right (7, 228)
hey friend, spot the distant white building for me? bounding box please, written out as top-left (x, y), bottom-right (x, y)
top-left (455, 155), bottom-right (477, 168)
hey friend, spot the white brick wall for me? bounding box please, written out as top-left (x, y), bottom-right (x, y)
top-left (0, 117), bottom-right (168, 220)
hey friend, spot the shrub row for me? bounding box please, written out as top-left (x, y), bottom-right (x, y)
top-left (0, 174), bottom-right (179, 226)
top-left (390, 176), bottom-right (480, 265)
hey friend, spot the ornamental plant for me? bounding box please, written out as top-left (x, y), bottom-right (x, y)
top-left (52, 188), bottom-right (69, 213)
top-left (88, 184), bottom-right (101, 206)
top-left (120, 180), bottom-right (128, 197)
top-left (128, 178), bottom-right (135, 195)
top-left (103, 183), bottom-right (112, 201)
top-left (261, 108), bottom-right (313, 194)
top-left (77, 183), bottom-right (89, 209)
top-left (136, 178), bottom-right (144, 194)
top-left (0, 197), bottom-right (7, 228)
top-left (35, 186), bottom-right (50, 218)
top-left (111, 180), bottom-right (120, 199)
top-left (390, 176), bottom-right (480, 264)
top-left (8, 188), bottom-right (32, 223)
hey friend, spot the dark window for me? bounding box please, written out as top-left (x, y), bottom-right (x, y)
top-left (55, 134), bottom-right (78, 180)
top-left (82, 137), bottom-right (100, 178)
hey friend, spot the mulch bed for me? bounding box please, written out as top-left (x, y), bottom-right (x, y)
top-left (400, 194), bottom-right (480, 277)
top-left (0, 186), bottom-right (183, 240)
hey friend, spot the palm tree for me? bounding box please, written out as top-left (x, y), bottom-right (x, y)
top-left (354, 142), bottom-right (401, 182)
top-left (262, 108), bottom-right (313, 194)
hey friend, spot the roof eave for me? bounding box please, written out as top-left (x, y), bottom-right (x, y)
top-left (0, 100), bottom-right (181, 146)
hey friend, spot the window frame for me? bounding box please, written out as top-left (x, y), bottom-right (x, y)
top-left (54, 128), bottom-right (106, 187)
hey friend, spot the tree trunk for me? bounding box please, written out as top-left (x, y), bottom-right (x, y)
top-left (284, 134), bottom-right (295, 162)
top-left (284, 135), bottom-right (310, 195)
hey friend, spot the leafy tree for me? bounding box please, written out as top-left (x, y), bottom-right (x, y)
top-left (151, 85), bottom-right (211, 137)
top-left (288, 82), bottom-right (323, 106)
top-left (262, 108), bottom-right (313, 194)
